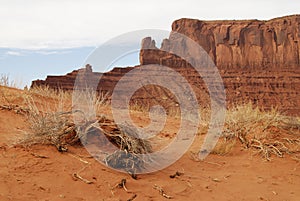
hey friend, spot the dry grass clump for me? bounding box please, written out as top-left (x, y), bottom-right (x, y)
top-left (211, 138), bottom-right (237, 155)
top-left (19, 95), bottom-right (76, 151)
top-left (0, 74), bottom-right (10, 87)
top-left (216, 102), bottom-right (300, 160)
top-left (19, 86), bottom-right (151, 173)
top-left (20, 87), bottom-right (107, 150)
top-left (29, 85), bottom-right (72, 101)
top-left (72, 87), bottom-right (109, 121)
top-left (0, 74), bottom-right (23, 88)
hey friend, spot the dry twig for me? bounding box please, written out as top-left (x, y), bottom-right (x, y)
top-left (31, 153), bottom-right (49, 159)
top-left (113, 179), bottom-right (128, 192)
top-left (250, 139), bottom-right (285, 160)
top-left (153, 184), bottom-right (173, 199)
top-left (72, 165), bottom-right (93, 184)
top-left (72, 172), bottom-right (93, 184)
top-left (127, 194), bottom-right (137, 201)
top-left (68, 153), bottom-right (89, 164)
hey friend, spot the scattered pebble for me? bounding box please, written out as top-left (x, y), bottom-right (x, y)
top-left (59, 194), bottom-right (65, 198)
top-left (212, 178), bottom-right (221, 182)
top-left (257, 177), bottom-right (264, 184)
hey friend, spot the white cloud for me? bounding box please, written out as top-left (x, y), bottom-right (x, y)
top-left (35, 50), bottom-right (72, 55)
top-left (5, 51), bottom-right (23, 56)
top-left (0, 0), bottom-right (299, 49)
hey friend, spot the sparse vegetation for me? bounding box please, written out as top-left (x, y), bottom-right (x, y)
top-left (0, 74), bottom-right (23, 88)
top-left (211, 138), bottom-right (237, 155)
top-left (0, 74), bottom-right (10, 87)
top-left (19, 92), bottom-right (75, 150)
top-left (1, 84), bottom-right (299, 163)
top-left (29, 85), bottom-right (72, 100)
top-left (213, 102), bottom-right (300, 160)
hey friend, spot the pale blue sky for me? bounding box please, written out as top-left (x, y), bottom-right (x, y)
top-left (0, 0), bottom-right (299, 87)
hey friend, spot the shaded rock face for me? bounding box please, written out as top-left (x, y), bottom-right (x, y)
top-left (32, 15), bottom-right (300, 115)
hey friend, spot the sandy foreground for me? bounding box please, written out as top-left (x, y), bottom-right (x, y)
top-left (0, 87), bottom-right (299, 201)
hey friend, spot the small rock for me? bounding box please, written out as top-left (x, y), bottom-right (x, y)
top-left (59, 194), bottom-right (65, 198)
top-left (212, 178), bottom-right (221, 182)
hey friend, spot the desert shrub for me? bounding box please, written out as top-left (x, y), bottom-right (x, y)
top-left (216, 102), bottom-right (300, 159)
top-left (20, 87), bottom-right (107, 150)
top-left (21, 86), bottom-right (153, 173)
top-left (0, 74), bottom-right (23, 88)
top-left (19, 94), bottom-right (75, 151)
top-left (72, 87), bottom-right (109, 121)
top-left (0, 74), bottom-right (9, 86)
top-left (223, 102), bottom-right (299, 141)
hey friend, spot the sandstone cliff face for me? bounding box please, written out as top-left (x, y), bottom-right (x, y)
top-left (171, 15), bottom-right (300, 69)
top-left (141, 15), bottom-right (300, 69)
top-left (32, 15), bottom-right (300, 115)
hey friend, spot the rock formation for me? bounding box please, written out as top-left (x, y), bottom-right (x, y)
top-left (31, 15), bottom-right (300, 115)
top-left (175, 16), bottom-right (300, 69)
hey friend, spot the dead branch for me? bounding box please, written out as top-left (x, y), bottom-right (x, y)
top-left (153, 184), bottom-right (173, 199)
top-left (72, 165), bottom-right (93, 184)
top-left (31, 153), bottom-right (49, 159)
top-left (72, 172), bottom-right (93, 184)
top-left (127, 194), bottom-right (137, 201)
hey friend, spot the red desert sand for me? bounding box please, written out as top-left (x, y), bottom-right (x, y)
top-left (0, 86), bottom-right (299, 201)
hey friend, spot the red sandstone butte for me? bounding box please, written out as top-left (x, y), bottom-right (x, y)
top-left (32, 15), bottom-right (300, 115)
